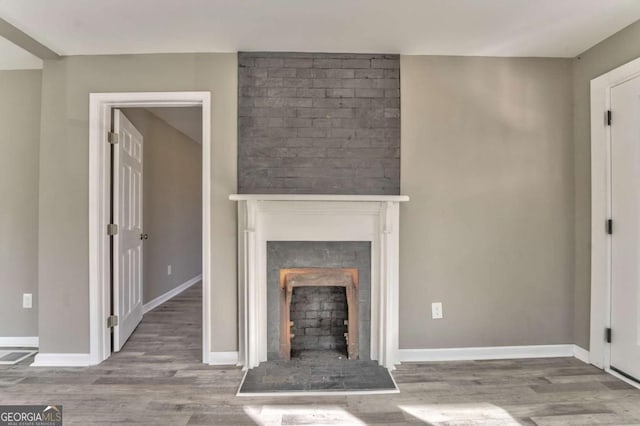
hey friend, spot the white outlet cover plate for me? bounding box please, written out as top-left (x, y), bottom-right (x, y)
top-left (431, 302), bottom-right (443, 319)
top-left (23, 294), bottom-right (32, 309)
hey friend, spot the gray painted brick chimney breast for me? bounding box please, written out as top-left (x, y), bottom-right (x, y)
top-left (238, 52), bottom-right (400, 194)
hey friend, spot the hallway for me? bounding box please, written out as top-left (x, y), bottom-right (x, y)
top-left (115, 281), bottom-right (203, 364)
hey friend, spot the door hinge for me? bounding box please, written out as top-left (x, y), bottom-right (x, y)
top-left (107, 223), bottom-right (118, 236)
top-left (607, 219), bottom-right (613, 235)
top-left (606, 327), bottom-right (612, 343)
top-left (107, 132), bottom-right (119, 144)
top-left (607, 110), bottom-right (612, 126)
top-left (107, 315), bottom-right (119, 328)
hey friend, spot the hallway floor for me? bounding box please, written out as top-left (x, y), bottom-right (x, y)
top-left (1, 283), bottom-right (640, 425)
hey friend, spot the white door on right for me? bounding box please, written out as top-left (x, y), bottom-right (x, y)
top-left (610, 73), bottom-right (640, 382)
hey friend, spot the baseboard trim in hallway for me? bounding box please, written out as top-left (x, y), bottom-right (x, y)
top-left (143, 274), bottom-right (202, 313)
top-left (31, 353), bottom-right (92, 367)
top-left (0, 336), bottom-right (38, 347)
top-left (399, 344), bottom-right (588, 363)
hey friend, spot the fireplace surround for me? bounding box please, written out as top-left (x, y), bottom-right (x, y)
top-left (231, 194), bottom-right (409, 370)
top-left (267, 241), bottom-right (371, 361)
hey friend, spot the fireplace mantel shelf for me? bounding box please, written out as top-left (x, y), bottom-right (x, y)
top-left (229, 194), bottom-right (410, 202)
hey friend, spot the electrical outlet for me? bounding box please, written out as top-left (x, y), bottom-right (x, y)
top-left (23, 293), bottom-right (33, 309)
top-left (167, 265), bottom-right (172, 275)
top-left (431, 302), bottom-right (443, 319)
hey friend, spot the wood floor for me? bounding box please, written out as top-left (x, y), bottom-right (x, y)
top-left (1, 283), bottom-right (640, 425)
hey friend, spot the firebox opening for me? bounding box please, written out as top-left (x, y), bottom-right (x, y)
top-left (279, 267), bottom-right (359, 361)
top-left (290, 286), bottom-right (348, 359)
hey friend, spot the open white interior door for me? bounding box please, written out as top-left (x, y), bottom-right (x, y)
top-left (610, 74), bottom-right (640, 383)
top-left (112, 109), bottom-right (144, 352)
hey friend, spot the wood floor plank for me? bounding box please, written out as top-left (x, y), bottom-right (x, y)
top-left (2, 283), bottom-right (640, 425)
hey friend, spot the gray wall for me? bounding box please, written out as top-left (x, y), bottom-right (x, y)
top-left (30, 27), bottom-right (640, 356)
top-left (0, 70), bottom-right (41, 339)
top-left (37, 54), bottom-right (237, 354)
top-left (400, 56), bottom-right (575, 348)
top-left (122, 109), bottom-right (202, 304)
top-left (572, 20), bottom-right (640, 350)
top-left (238, 52), bottom-right (400, 195)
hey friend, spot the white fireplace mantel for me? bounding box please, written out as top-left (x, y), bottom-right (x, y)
top-left (230, 194), bottom-right (410, 202)
top-left (230, 194), bottom-right (409, 370)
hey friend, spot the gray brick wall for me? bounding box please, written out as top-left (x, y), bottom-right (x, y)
top-left (238, 52), bottom-right (400, 195)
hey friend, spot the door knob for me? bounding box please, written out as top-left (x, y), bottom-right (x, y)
top-left (140, 233), bottom-right (149, 240)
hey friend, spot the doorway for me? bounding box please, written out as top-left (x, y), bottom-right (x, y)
top-left (88, 92), bottom-right (212, 365)
top-left (591, 57), bottom-right (640, 388)
top-left (110, 107), bottom-right (203, 353)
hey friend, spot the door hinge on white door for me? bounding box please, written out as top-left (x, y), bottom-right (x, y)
top-left (107, 315), bottom-right (119, 328)
top-left (107, 223), bottom-right (118, 236)
top-left (607, 219), bottom-right (613, 235)
top-left (607, 110), bottom-right (612, 126)
top-left (606, 327), bottom-right (612, 343)
top-left (107, 132), bottom-right (119, 144)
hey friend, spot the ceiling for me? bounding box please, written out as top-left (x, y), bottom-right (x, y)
top-left (146, 107), bottom-right (202, 144)
top-left (1, 0), bottom-right (640, 59)
top-left (0, 36), bottom-right (41, 69)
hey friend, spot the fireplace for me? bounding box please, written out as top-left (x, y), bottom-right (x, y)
top-left (231, 194), bottom-right (409, 370)
top-left (279, 268), bottom-right (359, 360)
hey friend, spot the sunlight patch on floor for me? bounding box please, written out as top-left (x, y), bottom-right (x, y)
top-left (398, 403), bottom-right (520, 425)
top-left (243, 405), bottom-right (366, 425)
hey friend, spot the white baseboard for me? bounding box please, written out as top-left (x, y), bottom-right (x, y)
top-left (0, 336), bottom-right (39, 347)
top-left (208, 351), bottom-right (238, 365)
top-left (143, 274), bottom-right (202, 313)
top-left (399, 344), bottom-right (580, 362)
top-left (31, 353), bottom-right (92, 367)
top-left (573, 345), bottom-right (590, 363)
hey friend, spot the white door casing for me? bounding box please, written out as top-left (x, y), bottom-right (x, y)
top-left (591, 56), bottom-right (640, 389)
top-left (86, 92), bottom-right (211, 367)
top-left (609, 75), bottom-right (640, 381)
top-left (112, 109), bottom-right (144, 352)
